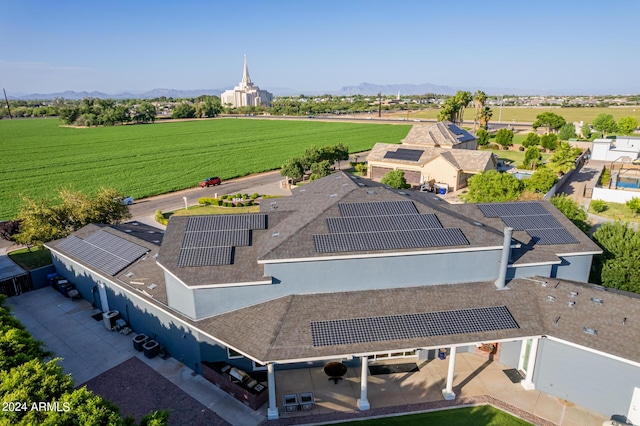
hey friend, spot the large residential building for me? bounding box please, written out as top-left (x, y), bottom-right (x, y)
top-left (45, 172), bottom-right (640, 421)
top-left (220, 55), bottom-right (273, 108)
top-left (367, 121), bottom-right (493, 190)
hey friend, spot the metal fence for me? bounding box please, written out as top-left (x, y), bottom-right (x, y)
top-left (0, 273), bottom-right (34, 297)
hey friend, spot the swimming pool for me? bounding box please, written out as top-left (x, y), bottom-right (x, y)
top-left (617, 176), bottom-right (640, 189)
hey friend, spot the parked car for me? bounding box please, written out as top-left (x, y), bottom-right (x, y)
top-left (121, 196), bottom-right (134, 205)
top-left (200, 177), bottom-right (222, 187)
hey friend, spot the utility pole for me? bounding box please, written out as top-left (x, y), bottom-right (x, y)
top-left (378, 92), bottom-right (382, 118)
top-left (3, 89), bottom-right (12, 119)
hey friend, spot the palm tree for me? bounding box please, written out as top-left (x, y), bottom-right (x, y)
top-left (479, 106), bottom-right (493, 130)
top-left (473, 90), bottom-right (487, 133)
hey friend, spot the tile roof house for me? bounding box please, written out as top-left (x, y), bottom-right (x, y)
top-left (46, 172), bottom-right (640, 420)
top-left (366, 121), bottom-right (494, 191)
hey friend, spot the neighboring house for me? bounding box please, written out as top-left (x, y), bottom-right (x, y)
top-left (590, 137), bottom-right (640, 162)
top-left (45, 172), bottom-right (640, 420)
top-left (367, 121), bottom-right (489, 191)
top-left (220, 55), bottom-right (273, 108)
top-left (367, 143), bottom-right (495, 190)
top-left (402, 121), bottom-right (478, 150)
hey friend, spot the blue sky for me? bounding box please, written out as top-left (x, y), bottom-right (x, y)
top-left (2, 0), bottom-right (639, 95)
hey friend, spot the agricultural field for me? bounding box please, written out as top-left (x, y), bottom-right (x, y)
top-left (390, 107), bottom-right (638, 123)
top-left (0, 118), bottom-right (410, 220)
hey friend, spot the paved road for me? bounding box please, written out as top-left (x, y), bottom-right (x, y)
top-left (128, 170), bottom-right (287, 220)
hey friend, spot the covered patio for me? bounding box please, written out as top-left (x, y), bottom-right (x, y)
top-left (269, 353), bottom-right (607, 425)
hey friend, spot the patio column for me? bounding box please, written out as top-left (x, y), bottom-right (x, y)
top-left (521, 337), bottom-right (539, 390)
top-left (267, 363), bottom-right (279, 420)
top-left (357, 356), bottom-right (370, 410)
top-left (441, 346), bottom-right (457, 400)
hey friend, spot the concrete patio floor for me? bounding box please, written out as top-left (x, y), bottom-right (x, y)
top-left (272, 354), bottom-right (607, 425)
top-left (6, 287), bottom-right (608, 425)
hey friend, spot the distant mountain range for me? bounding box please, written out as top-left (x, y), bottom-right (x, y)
top-left (8, 82), bottom-right (639, 100)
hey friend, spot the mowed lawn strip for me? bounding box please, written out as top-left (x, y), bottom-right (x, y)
top-left (0, 118), bottom-right (410, 219)
top-left (336, 405), bottom-right (531, 425)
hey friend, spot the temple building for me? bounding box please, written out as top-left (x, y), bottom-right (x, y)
top-left (220, 55), bottom-right (273, 108)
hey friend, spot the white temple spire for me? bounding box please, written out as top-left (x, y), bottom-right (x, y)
top-left (242, 54), bottom-right (252, 86)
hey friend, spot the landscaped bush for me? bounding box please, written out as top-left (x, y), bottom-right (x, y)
top-left (223, 202), bottom-right (231, 207)
top-left (591, 200), bottom-right (607, 213)
top-left (355, 163), bottom-right (368, 175)
top-left (599, 168), bottom-right (611, 187)
top-left (236, 202), bottom-right (244, 207)
top-left (518, 146), bottom-right (525, 151)
top-left (250, 193), bottom-right (259, 199)
top-left (487, 143), bottom-right (500, 150)
top-left (155, 210), bottom-right (168, 225)
top-left (198, 197), bottom-right (220, 205)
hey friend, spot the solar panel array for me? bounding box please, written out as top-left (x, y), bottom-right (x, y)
top-left (477, 202), bottom-right (579, 245)
top-left (185, 214), bottom-right (266, 231)
top-left (310, 306), bottom-right (519, 347)
top-left (313, 228), bottom-right (469, 253)
top-left (338, 201), bottom-right (418, 217)
top-left (182, 230), bottom-right (250, 248)
top-left (327, 214), bottom-right (442, 233)
top-left (57, 231), bottom-right (149, 276)
top-left (383, 148), bottom-right (424, 162)
top-left (178, 214), bottom-right (266, 267)
top-left (177, 247), bottom-right (233, 267)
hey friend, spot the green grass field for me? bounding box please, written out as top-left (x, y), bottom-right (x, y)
top-left (338, 405), bottom-right (531, 425)
top-left (0, 118), bottom-right (410, 220)
top-left (394, 107), bottom-right (638, 123)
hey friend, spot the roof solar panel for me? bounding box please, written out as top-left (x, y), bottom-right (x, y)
top-left (177, 246), bottom-right (233, 267)
top-left (477, 204), bottom-right (499, 218)
top-left (182, 230), bottom-right (250, 248)
top-left (313, 228), bottom-right (469, 253)
top-left (57, 235), bottom-right (132, 276)
top-left (326, 214), bottom-right (442, 233)
top-left (84, 230), bottom-right (149, 262)
top-left (338, 201), bottom-right (418, 217)
top-left (185, 214), bottom-right (266, 231)
top-left (526, 228), bottom-right (579, 245)
top-left (383, 148), bottom-right (424, 162)
top-left (311, 305), bottom-right (519, 347)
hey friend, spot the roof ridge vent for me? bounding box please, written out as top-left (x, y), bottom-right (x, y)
top-left (300, 188), bottom-right (306, 192)
top-left (547, 295), bottom-right (556, 302)
top-left (590, 297), bottom-right (604, 305)
top-left (622, 317), bottom-right (627, 326)
top-left (567, 301), bottom-right (575, 308)
top-left (583, 327), bottom-right (598, 335)
top-left (330, 193), bottom-right (338, 197)
top-left (569, 291), bottom-right (578, 298)
top-left (367, 190), bottom-right (376, 195)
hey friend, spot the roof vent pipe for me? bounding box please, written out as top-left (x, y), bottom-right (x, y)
top-left (494, 227), bottom-right (513, 289)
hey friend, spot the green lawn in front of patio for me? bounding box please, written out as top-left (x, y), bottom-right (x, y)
top-left (337, 405), bottom-right (531, 425)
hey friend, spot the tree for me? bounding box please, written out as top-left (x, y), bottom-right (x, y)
top-left (310, 160), bottom-right (332, 178)
top-left (195, 97), bottom-right (221, 118)
top-left (522, 146), bottom-right (543, 170)
top-left (437, 91), bottom-right (472, 125)
top-left (522, 132), bottom-right (540, 148)
top-left (464, 170), bottom-right (523, 203)
top-left (280, 157), bottom-right (305, 181)
top-left (627, 197), bottom-right (640, 216)
top-left (618, 116), bottom-right (638, 135)
top-left (581, 123), bottom-right (591, 140)
top-left (591, 222), bottom-right (640, 291)
top-left (549, 194), bottom-right (590, 233)
top-left (532, 112), bottom-right (566, 133)
top-left (380, 169), bottom-right (410, 189)
top-left (0, 220), bottom-right (20, 242)
top-left (171, 102), bottom-right (196, 119)
top-left (540, 133), bottom-right (558, 151)
top-left (473, 90), bottom-right (487, 132)
top-left (525, 167), bottom-right (558, 193)
top-left (546, 142), bottom-right (582, 174)
top-left (476, 128), bottom-right (490, 146)
top-left (495, 128), bottom-right (514, 150)
top-left (14, 188), bottom-right (132, 248)
top-left (592, 113), bottom-right (618, 138)
top-left (478, 107), bottom-right (493, 129)
top-left (557, 122), bottom-right (576, 140)
top-left (133, 102), bottom-right (157, 123)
